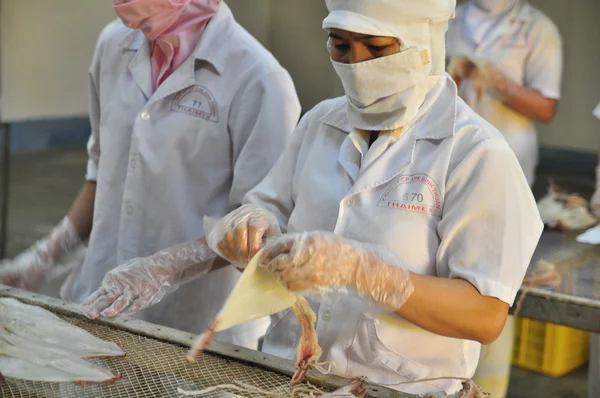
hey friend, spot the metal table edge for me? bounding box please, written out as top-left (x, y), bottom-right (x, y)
top-left (0, 286), bottom-right (411, 398)
top-left (512, 288), bottom-right (600, 333)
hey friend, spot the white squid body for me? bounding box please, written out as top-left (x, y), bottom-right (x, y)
top-left (0, 297), bottom-right (124, 383)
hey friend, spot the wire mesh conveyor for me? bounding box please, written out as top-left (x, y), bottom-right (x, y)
top-left (0, 286), bottom-right (408, 398)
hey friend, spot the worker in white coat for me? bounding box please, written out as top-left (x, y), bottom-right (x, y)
top-left (0, 0), bottom-right (301, 349)
top-left (446, 0), bottom-right (563, 186)
top-left (206, 0), bottom-right (542, 395)
top-left (588, 101), bottom-right (600, 398)
top-left (445, 2), bottom-right (562, 395)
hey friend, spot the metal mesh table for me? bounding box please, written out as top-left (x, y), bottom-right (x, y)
top-left (511, 230), bottom-right (600, 332)
top-left (0, 287), bottom-right (407, 398)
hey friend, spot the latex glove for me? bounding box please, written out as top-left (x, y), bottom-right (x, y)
top-left (0, 217), bottom-right (82, 290)
top-left (84, 239), bottom-right (216, 319)
top-left (259, 232), bottom-right (414, 312)
top-left (472, 60), bottom-right (518, 102)
top-left (207, 204), bottom-right (281, 266)
top-left (591, 166), bottom-right (600, 219)
top-left (447, 54), bottom-right (477, 82)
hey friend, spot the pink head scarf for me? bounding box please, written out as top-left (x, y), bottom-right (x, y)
top-left (114, 0), bottom-right (221, 91)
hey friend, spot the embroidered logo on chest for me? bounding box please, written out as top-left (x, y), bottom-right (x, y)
top-left (378, 174), bottom-right (443, 217)
top-left (171, 86), bottom-right (218, 122)
top-left (503, 22), bottom-right (529, 49)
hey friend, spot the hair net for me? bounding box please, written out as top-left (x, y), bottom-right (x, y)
top-left (322, 0), bottom-right (456, 75)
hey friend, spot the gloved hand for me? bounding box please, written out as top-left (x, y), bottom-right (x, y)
top-left (591, 166), bottom-right (600, 218)
top-left (259, 232), bottom-right (414, 312)
top-left (472, 60), bottom-right (518, 102)
top-left (207, 204), bottom-right (281, 266)
top-left (84, 239), bottom-right (216, 319)
top-left (447, 55), bottom-right (477, 82)
top-left (0, 217), bottom-right (82, 291)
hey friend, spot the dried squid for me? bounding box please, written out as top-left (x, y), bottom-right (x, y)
top-left (0, 297), bottom-right (124, 383)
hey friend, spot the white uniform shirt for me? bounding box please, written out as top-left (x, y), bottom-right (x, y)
top-left (446, 1), bottom-right (563, 185)
top-left (61, 3), bottom-right (301, 346)
top-left (243, 78), bottom-right (542, 394)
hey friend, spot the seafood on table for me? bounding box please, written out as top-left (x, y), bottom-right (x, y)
top-left (0, 297), bottom-right (124, 384)
top-left (187, 252), bottom-right (321, 385)
top-left (537, 181), bottom-right (597, 231)
top-left (177, 377), bottom-right (368, 397)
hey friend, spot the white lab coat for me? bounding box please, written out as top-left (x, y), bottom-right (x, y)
top-left (60, 3), bottom-right (301, 346)
top-left (243, 77), bottom-right (542, 395)
top-left (446, 1), bottom-right (563, 186)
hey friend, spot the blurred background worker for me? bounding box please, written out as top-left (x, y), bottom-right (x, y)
top-left (446, 0), bottom-right (563, 396)
top-left (446, 0), bottom-right (563, 187)
top-left (0, 0), bottom-right (301, 350)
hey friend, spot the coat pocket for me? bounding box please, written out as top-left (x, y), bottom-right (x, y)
top-left (346, 318), bottom-right (463, 393)
top-left (262, 308), bottom-right (300, 361)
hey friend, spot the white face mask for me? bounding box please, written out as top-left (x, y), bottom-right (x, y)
top-left (472, 0), bottom-right (516, 15)
top-left (331, 48), bottom-right (434, 131)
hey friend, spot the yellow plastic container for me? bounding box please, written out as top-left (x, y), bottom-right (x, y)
top-left (512, 317), bottom-right (590, 377)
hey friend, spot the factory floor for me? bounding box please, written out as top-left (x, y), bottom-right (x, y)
top-left (1, 148), bottom-right (591, 398)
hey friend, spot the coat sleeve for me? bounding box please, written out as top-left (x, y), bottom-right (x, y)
top-left (227, 68), bottom-right (301, 211)
top-left (242, 113), bottom-right (310, 233)
top-left (436, 138), bottom-right (543, 305)
top-left (85, 25), bottom-right (112, 182)
top-left (524, 21), bottom-right (563, 100)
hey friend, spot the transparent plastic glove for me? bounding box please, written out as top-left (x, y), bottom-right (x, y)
top-left (84, 239), bottom-right (216, 319)
top-left (0, 217), bottom-right (82, 290)
top-left (591, 166), bottom-right (600, 219)
top-left (259, 231), bottom-right (414, 312)
top-left (447, 54), bottom-right (477, 81)
top-left (473, 60), bottom-right (518, 102)
top-left (207, 204), bottom-right (281, 266)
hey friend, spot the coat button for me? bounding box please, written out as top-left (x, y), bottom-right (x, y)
top-left (130, 157), bottom-right (137, 171)
top-left (140, 111), bottom-right (150, 121)
top-left (125, 203), bottom-right (134, 216)
top-left (322, 310), bottom-right (332, 321)
top-left (344, 198), bottom-right (354, 208)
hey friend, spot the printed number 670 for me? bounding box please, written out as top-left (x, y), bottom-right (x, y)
top-left (403, 193), bottom-right (423, 202)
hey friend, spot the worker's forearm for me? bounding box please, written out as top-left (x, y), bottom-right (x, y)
top-left (66, 181), bottom-right (96, 240)
top-left (498, 83), bottom-right (558, 123)
top-left (178, 237), bottom-right (231, 282)
top-left (395, 274), bottom-right (509, 344)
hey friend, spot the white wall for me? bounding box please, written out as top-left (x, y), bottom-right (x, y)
top-left (0, 0), bottom-right (116, 122)
top-left (225, 0), bottom-right (273, 47)
top-left (228, 0), bottom-right (335, 110)
top-left (527, 0), bottom-right (600, 152)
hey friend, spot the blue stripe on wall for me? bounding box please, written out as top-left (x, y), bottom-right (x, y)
top-left (0, 117), bottom-right (597, 179)
top-left (1, 117), bottom-right (91, 153)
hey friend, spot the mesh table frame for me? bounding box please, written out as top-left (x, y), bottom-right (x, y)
top-left (0, 286), bottom-right (412, 398)
top-left (511, 230), bottom-right (600, 333)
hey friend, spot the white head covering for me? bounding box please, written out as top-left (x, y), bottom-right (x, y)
top-left (593, 102), bottom-right (600, 121)
top-left (321, 0), bottom-right (456, 131)
top-left (322, 0), bottom-right (456, 75)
